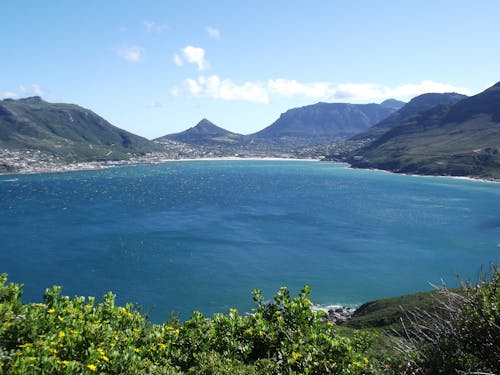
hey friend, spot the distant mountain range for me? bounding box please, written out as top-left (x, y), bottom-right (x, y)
top-left (0, 96), bottom-right (159, 161)
top-left (2, 82), bottom-right (499, 179)
top-left (156, 101), bottom-right (404, 147)
top-left (347, 82), bottom-right (500, 179)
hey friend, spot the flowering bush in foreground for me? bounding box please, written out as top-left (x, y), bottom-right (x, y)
top-left (3, 269), bottom-right (497, 374)
top-left (0, 275), bottom-right (379, 374)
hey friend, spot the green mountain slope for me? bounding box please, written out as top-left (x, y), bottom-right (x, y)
top-left (350, 93), bottom-right (466, 141)
top-left (349, 82), bottom-right (500, 179)
top-left (0, 97), bottom-right (158, 161)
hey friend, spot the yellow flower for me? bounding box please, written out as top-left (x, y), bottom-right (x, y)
top-left (57, 360), bottom-right (69, 366)
top-left (97, 348), bottom-right (105, 356)
top-left (57, 315), bottom-right (64, 322)
top-left (19, 343), bottom-right (33, 348)
top-left (363, 357), bottom-right (369, 364)
top-left (58, 331), bottom-right (65, 339)
top-left (47, 308), bottom-right (56, 314)
top-left (134, 348), bottom-right (140, 353)
top-left (87, 364), bottom-right (97, 372)
top-left (100, 355), bottom-right (110, 363)
top-left (292, 352), bottom-right (302, 360)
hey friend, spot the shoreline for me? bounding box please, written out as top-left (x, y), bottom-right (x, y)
top-left (345, 164), bottom-right (500, 184)
top-left (1, 155), bottom-right (498, 184)
top-left (313, 304), bottom-right (358, 325)
top-left (0, 156), bottom-right (320, 177)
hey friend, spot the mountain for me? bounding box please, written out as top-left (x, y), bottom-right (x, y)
top-left (351, 93), bottom-right (467, 141)
top-left (348, 82), bottom-right (500, 179)
top-left (249, 102), bottom-right (398, 146)
top-left (380, 99), bottom-right (406, 111)
top-left (0, 96), bottom-right (158, 161)
top-left (156, 119), bottom-right (244, 146)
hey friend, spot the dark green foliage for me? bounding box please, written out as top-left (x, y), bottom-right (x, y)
top-left (346, 289), bottom-right (450, 332)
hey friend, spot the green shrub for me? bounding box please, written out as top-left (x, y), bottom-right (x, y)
top-left (0, 274), bottom-right (383, 374)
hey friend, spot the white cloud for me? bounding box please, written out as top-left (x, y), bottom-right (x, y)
top-left (0, 91), bottom-right (19, 99)
top-left (184, 75), bottom-right (269, 104)
top-left (327, 81), bottom-right (471, 101)
top-left (1, 84), bottom-right (44, 99)
top-left (173, 53), bottom-right (183, 67)
top-left (332, 83), bottom-right (383, 100)
top-left (268, 79), bottom-right (333, 98)
top-left (170, 87), bottom-right (180, 97)
top-left (206, 26), bottom-right (220, 40)
top-left (116, 45), bottom-right (143, 63)
top-left (175, 77), bottom-right (472, 104)
top-left (181, 45), bottom-right (208, 70)
top-left (20, 84), bottom-right (44, 96)
top-left (144, 21), bottom-right (167, 33)
top-left (383, 80), bottom-right (472, 98)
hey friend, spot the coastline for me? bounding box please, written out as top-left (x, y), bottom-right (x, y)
top-left (345, 164), bottom-right (500, 184)
top-left (1, 154), bottom-right (498, 184)
top-left (313, 304), bottom-right (357, 325)
top-left (0, 156), bottom-right (320, 177)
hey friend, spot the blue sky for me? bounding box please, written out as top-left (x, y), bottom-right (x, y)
top-left (1, 1), bottom-right (499, 138)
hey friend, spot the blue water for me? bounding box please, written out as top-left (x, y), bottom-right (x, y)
top-left (1, 160), bottom-right (499, 322)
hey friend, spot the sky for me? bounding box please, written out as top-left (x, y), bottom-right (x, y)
top-left (1, 1), bottom-right (499, 139)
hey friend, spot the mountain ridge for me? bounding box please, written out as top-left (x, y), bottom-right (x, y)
top-left (249, 102), bottom-right (398, 145)
top-left (350, 92), bottom-right (467, 141)
top-left (347, 82), bottom-right (500, 179)
top-left (0, 96), bottom-right (159, 162)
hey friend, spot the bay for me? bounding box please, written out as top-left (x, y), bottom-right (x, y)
top-left (0, 160), bottom-right (498, 322)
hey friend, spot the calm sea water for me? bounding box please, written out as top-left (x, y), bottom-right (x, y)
top-left (1, 160), bottom-right (499, 322)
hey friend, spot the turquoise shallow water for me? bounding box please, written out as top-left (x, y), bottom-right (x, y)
top-left (1, 160), bottom-right (499, 322)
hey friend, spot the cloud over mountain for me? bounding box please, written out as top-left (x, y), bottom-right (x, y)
top-left (175, 77), bottom-right (471, 104)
